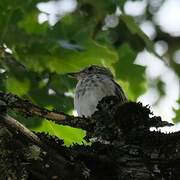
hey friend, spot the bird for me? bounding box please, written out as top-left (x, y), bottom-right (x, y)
top-left (68, 65), bottom-right (127, 117)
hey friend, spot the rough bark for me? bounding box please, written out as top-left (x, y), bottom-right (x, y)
top-left (0, 92), bottom-right (180, 180)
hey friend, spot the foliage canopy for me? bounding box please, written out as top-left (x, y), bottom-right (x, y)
top-left (0, 0), bottom-right (179, 145)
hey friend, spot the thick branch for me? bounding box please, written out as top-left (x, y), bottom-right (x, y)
top-left (1, 93), bottom-right (180, 179)
top-left (0, 92), bottom-right (91, 130)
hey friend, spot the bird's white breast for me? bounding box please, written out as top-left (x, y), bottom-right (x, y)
top-left (74, 75), bottom-right (116, 117)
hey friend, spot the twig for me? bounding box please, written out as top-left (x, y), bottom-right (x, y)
top-left (0, 92), bottom-right (90, 130)
top-left (0, 114), bottom-right (84, 178)
top-left (0, 114), bottom-right (41, 146)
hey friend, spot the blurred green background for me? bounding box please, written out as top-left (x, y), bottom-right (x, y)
top-left (0, 0), bottom-right (180, 145)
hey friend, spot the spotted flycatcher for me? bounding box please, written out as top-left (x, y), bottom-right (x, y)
top-left (69, 65), bottom-right (127, 117)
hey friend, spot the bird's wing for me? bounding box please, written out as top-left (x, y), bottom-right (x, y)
top-left (113, 80), bottom-right (128, 103)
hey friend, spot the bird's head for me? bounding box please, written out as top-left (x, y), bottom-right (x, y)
top-left (68, 65), bottom-right (113, 80)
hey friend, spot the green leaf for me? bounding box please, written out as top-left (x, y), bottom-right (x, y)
top-left (157, 79), bottom-right (166, 96)
top-left (120, 14), bottom-right (154, 52)
top-left (173, 99), bottom-right (180, 123)
top-left (32, 120), bottom-right (87, 146)
top-left (48, 39), bottom-right (118, 74)
top-left (49, 74), bottom-right (76, 93)
top-left (78, 0), bottom-right (116, 18)
top-left (51, 14), bottom-right (95, 40)
top-left (173, 109), bottom-right (180, 123)
top-left (16, 38), bottom-right (118, 74)
top-left (29, 85), bottom-right (74, 113)
top-left (18, 10), bottom-right (49, 35)
top-left (118, 0), bottom-right (127, 7)
top-left (113, 43), bottom-right (147, 100)
top-left (6, 74), bottom-right (30, 96)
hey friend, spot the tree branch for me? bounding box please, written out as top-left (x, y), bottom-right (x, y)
top-left (1, 94), bottom-right (180, 179)
top-left (0, 92), bottom-right (91, 130)
top-left (0, 114), bottom-right (41, 146)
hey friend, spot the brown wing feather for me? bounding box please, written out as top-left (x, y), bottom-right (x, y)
top-left (113, 80), bottom-right (127, 103)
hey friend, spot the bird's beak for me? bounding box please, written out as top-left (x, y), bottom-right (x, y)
top-left (67, 72), bottom-right (79, 79)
